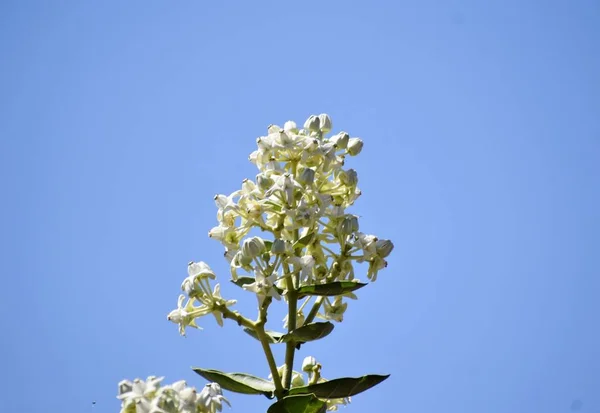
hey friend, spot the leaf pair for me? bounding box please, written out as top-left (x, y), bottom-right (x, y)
top-left (243, 322), bottom-right (334, 346)
top-left (192, 367), bottom-right (390, 401)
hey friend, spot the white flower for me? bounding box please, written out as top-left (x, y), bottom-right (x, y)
top-left (367, 256), bottom-right (387, 282)
top-left (117, 377), bottom-right (164, 413)
top-left (302, 356), bottom-right (317, 372)
top-left (325, 395), bottom-right (351, 411)
top-left (208, 225), bottom-right (244, 250)
top-left (318, 114), bottom-right (332, 133)
top-left (182, 262), bottom-right (216, 297)
top-left (178, 387), bottom-right (198, 413)
top-left (266, 173), bottom-right (302, 207)
top-left (197, 383), bottom-right (230, 413)
top-left (317, 297), bottom-right (347, 323)
top-left (354, 233), bottom-right (378, 261)
top-left (167, 295), bottom-right (206, 336)
top-left (195, 283), bottom-right (237, 327)
top-left (286, 255), bottom-right (316, 283)
top-left (242, 268), bottom-right (281, 306)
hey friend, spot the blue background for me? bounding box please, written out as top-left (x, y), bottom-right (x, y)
top-left (1, 1), bottom-right (599, 412)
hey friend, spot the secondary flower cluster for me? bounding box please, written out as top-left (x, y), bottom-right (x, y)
top-left (118, 377), bottom-right (229, 413)
top-left (167, 262), bottom-right (236, 336)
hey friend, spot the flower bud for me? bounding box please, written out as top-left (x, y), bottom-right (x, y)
top-left (302, 356), bottom-right (317, 372)
top-left (339, 215), bottom-right (359, 235)
top-left (338, 169), bottom-right (358, 187)
top-left (267, 124), bottom-right (280, 134)
top-left (375, 239), bottom-right (394, 258)
top-left (297, 168), bottom-right (315, 186)
top-left (235, 250), bottom-right (253, 267)
top-left (318, 113), bottom-right (332, 133)
top-left (242, 236), bottom-right (265, 259)
top-left (291, 372), bottom-right (305, 388)
top-left (303, 115), bottom-right (321, 132)
top-left (284, 120), bottom-right (298, 133)
top-left (242, 178), bottom-right (257, 194)
top-left (330, 131), bottom-right (349, 149)
top-left (271, 239), bottom-right (288, 255)
top-left (208, 225), bottom-right (226, 240)
top-left (256, 174), bottom-right (274, 192)
top-left (118, 380), bottom-right (133, 396)
top-left (347, 138), bottom-right (363, 156)
top-left (214, 194), bottom-right (228, 209)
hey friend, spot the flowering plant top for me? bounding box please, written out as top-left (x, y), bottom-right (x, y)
top-left (118, 114), bottom-right (395, 413)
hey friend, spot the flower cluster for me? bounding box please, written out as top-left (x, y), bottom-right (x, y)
top-left (205, 114), bottom-right (393, 325)
top-left (167, 262), bottom-right (237, 335)
top-left (119, 114), bottom-right (394, 412)
top-left (118, 377), bottom-right (230, 413)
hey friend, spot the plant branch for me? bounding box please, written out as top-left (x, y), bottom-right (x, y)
top-left (254, 298), bottom-right (285, 399)
top-left (218, 305), bottom-right (255, 329)
top-left (303, 296), bottom-right (325, 325)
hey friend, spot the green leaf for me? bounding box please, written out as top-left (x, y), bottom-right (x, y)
top-left (243, 327), bottom-right (285, 344)
top-left (297, 282), bottom-right (367, 298)
top-left (231, 277), bottom-right (284, 295)
top-left (288, 374), bottom-right (390, 399)
top-left (192, 368), bottom-right (275, 399)
top-left (280, 322), bottom-right (334, 344)
top-left (267, 394), bottom-right (327, 413)
top-left (231, 277), bottom-right (256, 289)
top-left (293, 232), bottom-right (314, 249)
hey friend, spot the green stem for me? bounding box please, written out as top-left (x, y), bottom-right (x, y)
top-left (283, 266), bottom-right (298, 389)
top-left (303, 296), bottom-right (324, 325)
top-left (255, 299), bottom-right (285, 399)
top-left (283, 160), bottom-right (300, 389)
top-left (218, 305), bottom-right (255, 329)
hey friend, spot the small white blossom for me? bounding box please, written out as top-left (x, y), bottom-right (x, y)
top-left (317, 297), bottom-right (347, 323)
top-left (242, 268), bottom-right (281, 306)
top-left (198, 383), bottom-right (231, 413)
top-left (302, 356), bottom-right (317, 372)
top-left (167, 295), bottom-right (206, 336)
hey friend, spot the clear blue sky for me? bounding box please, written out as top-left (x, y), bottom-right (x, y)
top-left (1, 1), bottom-right (599, 412)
